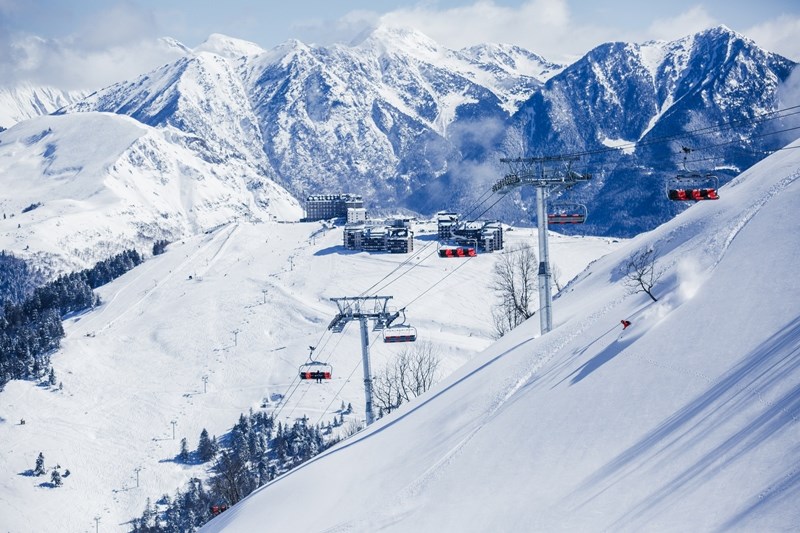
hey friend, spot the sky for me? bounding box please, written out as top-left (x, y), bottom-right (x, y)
top-left (1, 0), bottom-right (799, 90)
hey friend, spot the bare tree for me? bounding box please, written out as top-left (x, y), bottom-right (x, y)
top-left (490, 244), bottom-right (537, 337)
top-left (551, 263), bottom-right (563, 293)
top-left (624, 247), bottom-right (665, 302)
top-left (210, 451), bottom-right (249, 506)
top-left (373, 341), bottom-right (440, 416)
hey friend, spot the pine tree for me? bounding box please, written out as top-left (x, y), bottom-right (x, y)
top-left (51, 468), bottom-right (62, 487)
top-left (141, 497), bottom-right (155, 528)
top-left (257, 458), bottom-right (270, 486)
top-left (48, 367), bottom-right (56, 386)
top-left (197, 428), bottom-right (215, 462)
top-left (178, 437), bottom-right (189, 463)
top-left (34, 452), bottom-right (45, 476)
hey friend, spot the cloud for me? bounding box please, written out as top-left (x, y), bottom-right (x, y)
top-left (0, 34), bottom-right (186, 91)
top-left (644, 6), bottom-right (719, 41)
top-left (745, 14), bottom-right (800, 61)
top-left (0, 2), bottom-right (185, 91)
top-left (773, 65), bottom-right (800, 147)
top-left (72, 2), bottom-right (160, 50)
top-left (376, 0), bottom-right (609, 63)
top-left (292, 9), bottom-right (382, 46)
top-left (294, 0), bottom-right (618, 64)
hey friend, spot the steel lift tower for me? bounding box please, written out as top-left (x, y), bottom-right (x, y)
top-left (328, 295), bottom-right (400, 426)
top-left (493, 156), bottom-right (591, 335)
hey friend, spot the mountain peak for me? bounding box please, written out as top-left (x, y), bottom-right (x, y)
top-left (693, 24), bottom-right (747, 43)
top-left (349, 24), bottom-right (442, 55)
top-left (194, 33), bottom-right (265, 59)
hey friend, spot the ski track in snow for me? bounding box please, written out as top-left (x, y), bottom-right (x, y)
top-left (73, 223), bottom-right (237, 336)
top-left (708, 170), bottom-right (800, 268)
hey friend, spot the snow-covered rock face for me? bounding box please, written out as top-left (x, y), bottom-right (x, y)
top-left (514, 26), bottom-right (796, 236)
top-left (0, 83), bottom-right (87, 129)
top-left (0, 112), bottom-right (302, 273)
top-left (58, 25), bottom-right (562, 216)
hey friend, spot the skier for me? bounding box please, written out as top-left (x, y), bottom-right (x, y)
top-left (621, 319), bottom-right (631, 330)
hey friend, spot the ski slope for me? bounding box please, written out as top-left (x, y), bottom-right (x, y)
top-left (202, 140), bottom-right (800, 532)
top-left (0, 215), bottom-right (621, 532)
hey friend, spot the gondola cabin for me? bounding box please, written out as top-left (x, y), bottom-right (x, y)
top-left (299, 361), bottom-right (332, 381)
top-left (667, 173), bottom-right (719, 201)
top-left (547, 202), bottom-right (587, 224)
top-left (383, 325), bottom-right (417, 343)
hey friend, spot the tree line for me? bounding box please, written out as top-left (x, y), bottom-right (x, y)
top-left (132, 341), bottom-right (444, 532)
top-left (131, 409), bottom-right (335, 532)
top-left (0, 249), bottom-right (143, 388)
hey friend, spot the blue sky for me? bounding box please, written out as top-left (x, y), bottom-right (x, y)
top-left (1, 0), bottom-right (799, 89)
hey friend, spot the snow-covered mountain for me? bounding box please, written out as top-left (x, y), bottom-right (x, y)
top-left (55, 25), bottom-right (796, 238)
top-left (201, 138), bottom-right (800, 532)
top-left (513, 25), bottom-right (796, 235)
top-left (0, 83), bottom-right (87, 129)
top-left (0, 112), bottom-right (301, 273)
top-left (59, 26), bottom-right (560, 212)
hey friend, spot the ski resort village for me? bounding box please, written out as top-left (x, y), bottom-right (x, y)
top-left (1, 2), bottom-right (799, 532)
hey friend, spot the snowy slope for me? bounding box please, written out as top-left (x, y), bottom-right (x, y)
top-left (0, 112), bottom-right (301, 273)
top-left (0, 215), bottom-right (621, 532)
top-left (202, 140), bottom-right (800, 532)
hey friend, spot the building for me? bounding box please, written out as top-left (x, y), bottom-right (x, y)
top-left (386, 227), bottom-right (414, 253)
top-left (305, 194), bottom-right (364, 221)
top-left (343, 219), bottom-right (414, 254)
top-left (438, 212), bottom-right (503, 252)
top-left (436, 212), bottom-right (460, 240)
top-left (347, 207), bottom-right (367, 224)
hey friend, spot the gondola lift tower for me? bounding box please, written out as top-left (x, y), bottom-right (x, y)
top-left (493, 156), bottom-right (591, 335)
top-left (327, 296), bottom-right (413, 426)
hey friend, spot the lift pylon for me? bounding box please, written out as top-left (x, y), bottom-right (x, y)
top-left (494, 156), bottom-right (591, 335)
top-left (328, 296), bottom-right (402, 426)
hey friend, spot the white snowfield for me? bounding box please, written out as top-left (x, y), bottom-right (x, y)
top-left (0, 193), bottom-right (621, 531)
top-left (201, 140), bottom-right (800, 532)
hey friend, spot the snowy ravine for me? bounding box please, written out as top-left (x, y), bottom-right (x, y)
top-left (202, 140), bottom-right (800, 532)
top-left (0, 213), bottom-right (622, 531)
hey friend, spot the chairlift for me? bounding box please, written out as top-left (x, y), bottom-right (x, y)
top-left (383, 308), bottom-right (417, 343)
top-left (438, 246), bottom-right (477, 258)
top-left (437, 234), bottom-right (477, 258)
top-left (547, 202), bottom-right (587, 224)
top-left (299, 361), bottom-right (332, 381)
top-left (666, 172), bottom-right (719, 201)
top-left (383, 324), bottom-right (418, 343)
top-left (668, 147), bottom-right (720, 201)
top-left (298, 346), bottom-right (332, 382)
